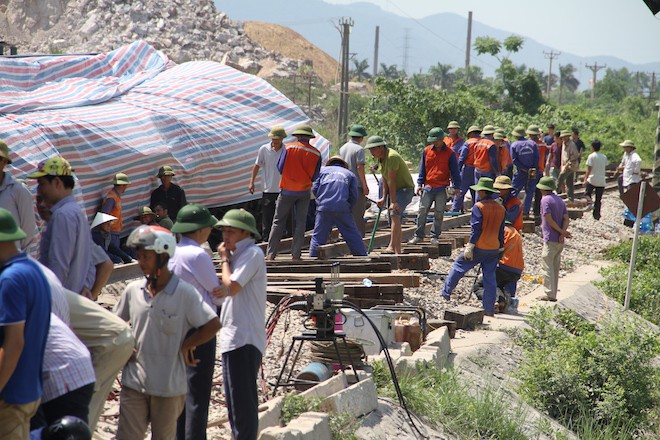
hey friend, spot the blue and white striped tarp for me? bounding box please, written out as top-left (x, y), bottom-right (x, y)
top-left (0, 40), bottom-right (331, 232)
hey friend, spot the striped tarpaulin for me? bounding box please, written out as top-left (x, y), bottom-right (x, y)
top-left (0, 40), bottom-right (331, 233)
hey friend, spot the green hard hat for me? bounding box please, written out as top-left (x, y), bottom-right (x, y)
top-left (171, 203), bottom-right (218, 234)
top-left (526, 125), bottom-right (541, 135)
top-left (291, 124), bottom-right (315, 138)
top-left (467, 125), bottom-right (482, 134)
top-left (427, 127), bottom-right (447, 143)
top-left (348, 124), bottom-right (368, 138)
top-left (481, 125), bottom-right (497, 135)
top-left (112, 173), bottom-right (130, 185)
top-left (536, 176), bottom-right (556, 191)
top-left (511, 126), bottom-right (526, 138)
top-left (446, 121), bottom-right (460, 129)
top-left (216, 208), bottom-right (261, 240)
top-left (470, 177), bottom-right (498, 193)
top-left (364, 135), bottom-right (387, 149)
top-left (0, 208), bottom-right (27, 242)
top-left (268, 126), bottom-right (287, 139)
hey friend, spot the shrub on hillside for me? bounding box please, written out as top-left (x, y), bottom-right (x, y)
top-left (515, 307), bottom-right (659, 437)
top-left (596, 235), bottom-right (660, 325)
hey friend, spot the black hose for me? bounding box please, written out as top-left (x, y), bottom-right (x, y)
top-left (340, 300), bottom-right (428, 439)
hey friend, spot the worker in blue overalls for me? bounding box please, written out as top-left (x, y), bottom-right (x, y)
top-left (309, 156), bottom-right (367, 258)
top-left (441, 177), bottom-right (505, 316)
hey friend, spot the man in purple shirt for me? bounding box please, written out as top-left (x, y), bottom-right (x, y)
top-left (29, 157), bottom-right (95, 296)
top-left (537, 177), bottom-right (572, 302)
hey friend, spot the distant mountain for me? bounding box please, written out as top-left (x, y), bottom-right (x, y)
top-left (216, 0), bottom-right (660, 91)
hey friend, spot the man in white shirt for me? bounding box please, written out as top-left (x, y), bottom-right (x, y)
top-left (617, 139), bottom-right (642, 192)
top-left (339, 124), bottom-right (369, 236)
top-left (582, 140), bottom-right (608, 220)
top-left (248, 126), bottom-right (286, 241)
top-left (216, 209), bottom-right (267, 440)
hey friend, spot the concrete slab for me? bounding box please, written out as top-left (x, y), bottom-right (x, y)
top-left (259, 412), bottom-right (331, 440)
top-left (320, 377), bottom-right (378, 417)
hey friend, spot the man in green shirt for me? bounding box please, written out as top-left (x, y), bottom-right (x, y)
top-left (364, 136), bottom-right (414, 254)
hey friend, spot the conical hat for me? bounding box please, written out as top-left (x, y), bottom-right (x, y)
top-left (91, 212), bottom-right (117, 229)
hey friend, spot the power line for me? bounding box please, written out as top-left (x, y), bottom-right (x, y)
top-left (380, 0), bottom-right (498, 71)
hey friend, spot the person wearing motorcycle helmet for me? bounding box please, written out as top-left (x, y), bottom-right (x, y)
top-left (113, 225), bottom-right (221, 440)
top-left (34, 415), bottom-right (92, 440)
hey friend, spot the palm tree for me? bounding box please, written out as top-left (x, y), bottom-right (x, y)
top-left (378, 63), bottom-right (402, 79)
top-left (428, 63), bottom-right (454, 90)
top-left (559, 64), bottom-right (580, 104)
top-left (351, 58), bottom-right (371, 81)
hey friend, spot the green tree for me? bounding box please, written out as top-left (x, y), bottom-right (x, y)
top-left (353, 77), bottom-right (483, 161)
top-left (378, 63), bottom-right (403, 79)
top-left (350, 58), bottom-right (371, 81)
top-left (474, 35), bottom-right (525, 63)
top-left (428, 63), bottom-right (454, 90)
top-left (596, 67), bottom-right (632, 102)
top-left (454, 65), bottom-right (484, 85)
top-left (558, 64), bottom-right (580, 104)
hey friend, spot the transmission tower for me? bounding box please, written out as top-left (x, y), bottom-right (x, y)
top-left (402, 28), bottom-right (410, 75)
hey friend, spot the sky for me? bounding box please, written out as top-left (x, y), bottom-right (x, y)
top-left (327, 0), bottom-right (660, 65)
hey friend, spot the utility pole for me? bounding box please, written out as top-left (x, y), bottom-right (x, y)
top-left (543, 50), bottom-right (560, 97)
top-left (465, 11), bottom-right (472, 82)
top-left (373, 26), bottom-right (379, 78)
top-left (402, 28), bottom-right (410, 75)
top-left (337, 17), bottom-right (353, 141)
top-left (585, 62), bottom-right (606, 100)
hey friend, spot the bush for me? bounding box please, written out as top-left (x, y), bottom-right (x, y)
top-left (515, 306), bottom-right (660, 437)
top-left (596, 235), bottom-right (660, 325)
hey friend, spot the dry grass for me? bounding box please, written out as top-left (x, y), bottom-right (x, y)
top-left (243, 21), bottom-right (339, 84)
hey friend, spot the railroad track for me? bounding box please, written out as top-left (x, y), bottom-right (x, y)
top-left (104, 170), bottom-right (650, 310)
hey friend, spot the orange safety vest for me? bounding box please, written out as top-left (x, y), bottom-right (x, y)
top-left (498, 143), bottom-right (512, 174)
top-left (463, 137), bottom-right (479, 167)
top-left (103, 189), bottom-right (122, 232)
top-left (280, 141), bottom-right (321, 192)
top-left (473, 138), bottom-right (496, 172)
top-left (533, 138), bottom-right (548, 172)
top-left (422, 144), bottom-right (455, 187)
top-left (499, 225), bottom-right (524, 272)
top-left (443, 136), bottom-right (464, 157)
top-left (504, 195), bottom-right (523, 231)
top-left (474, 198), bottom-right (505, 250)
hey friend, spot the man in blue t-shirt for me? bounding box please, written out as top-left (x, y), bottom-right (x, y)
top-left (0, 208), bottom-right (52, 439)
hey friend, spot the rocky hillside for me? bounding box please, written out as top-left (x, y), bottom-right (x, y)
top-left (0, 0), bottom-right (327, 82)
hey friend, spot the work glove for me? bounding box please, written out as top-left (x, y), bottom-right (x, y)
top-left (463, 243), bottom-right (475, 261)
